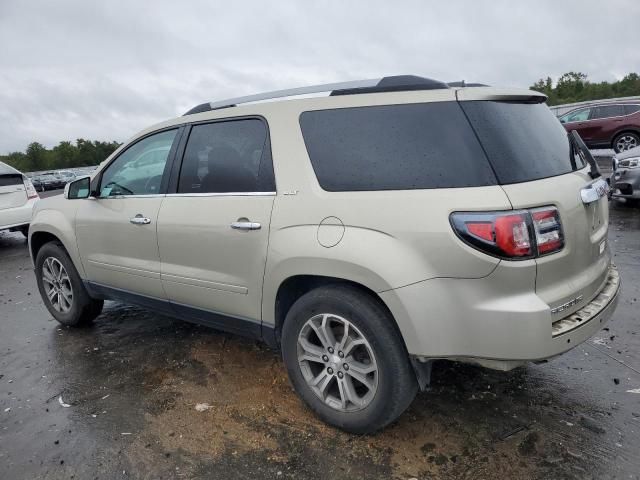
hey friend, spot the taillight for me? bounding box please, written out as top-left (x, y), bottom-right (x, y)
top-left (450, 207), bottom-right (563, 260)
top-left (531, 207), bottom-right (563, 255)
top-left (24, 177), bottom-right (39, 199)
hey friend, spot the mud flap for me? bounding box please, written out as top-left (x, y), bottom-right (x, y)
top-left (410, 358), bottom-right (433, 391)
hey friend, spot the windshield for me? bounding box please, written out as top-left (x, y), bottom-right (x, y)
top-left (460, 101), bottom-right (585, 184)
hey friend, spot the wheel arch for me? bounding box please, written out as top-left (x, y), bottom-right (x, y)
top-left (269, 273), bottom-right (407, 353)
top-left (29, 211), bottom-right (86, 278)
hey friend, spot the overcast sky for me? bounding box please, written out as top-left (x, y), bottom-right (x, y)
top-left (1, 0), bottom-right (639, 153)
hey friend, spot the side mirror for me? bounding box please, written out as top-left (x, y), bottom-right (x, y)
top-left (64, 176), bottom-right (91, 199)
top-left (559, 118), bottom-right (566, 124)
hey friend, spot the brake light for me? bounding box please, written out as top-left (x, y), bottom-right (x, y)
top-left (24, 177), bottom-right (39, 199)
top-left (450, 207), bottom-right (563, 260)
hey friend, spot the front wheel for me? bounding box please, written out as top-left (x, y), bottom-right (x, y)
top-left (281, 285), bottom-right (417, 434)
top-left (613, 132), bottom-right (640, 153)
top-left (35, 241), bottom-right (103, 327)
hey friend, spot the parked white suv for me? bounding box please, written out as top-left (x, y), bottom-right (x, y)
top-left (29, 76), bottom-right (620, 433)
top-left (0, 161), bottom-right (39, 236)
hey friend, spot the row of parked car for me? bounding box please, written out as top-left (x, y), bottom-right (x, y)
top-left (28, 171), bottom-right (77, 191)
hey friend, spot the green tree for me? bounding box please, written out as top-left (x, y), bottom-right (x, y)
top-left (530, 72), bottom-right (640, 106)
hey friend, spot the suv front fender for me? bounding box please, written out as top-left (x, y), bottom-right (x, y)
top-left (29, 207), bottom-right (85, 278)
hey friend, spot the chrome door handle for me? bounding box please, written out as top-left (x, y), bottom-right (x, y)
top-left (230, 221), bottom-right (261, 230)
top-left (130, 214), bottom-right (151, 225)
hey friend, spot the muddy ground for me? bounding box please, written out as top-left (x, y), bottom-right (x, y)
top-left (1, 191), bottom-right (639, 479)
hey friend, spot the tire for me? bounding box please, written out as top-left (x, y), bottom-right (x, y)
top-left (613, 132), bottom-right (640, 153)
top-left (35, 241), bottom-right (103, 327)
top-left (281, 285), bottom-right (417, 434)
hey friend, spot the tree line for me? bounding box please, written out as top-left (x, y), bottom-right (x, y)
top-left (0, 139), bottom-right (121, 173)
top-left (531, 72), bottom-right (640, 106)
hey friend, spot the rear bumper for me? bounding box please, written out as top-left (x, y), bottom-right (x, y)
top-left (381, 263), bottom-right (620, 370)
top-left (0, 198), bottom-right (38, 231)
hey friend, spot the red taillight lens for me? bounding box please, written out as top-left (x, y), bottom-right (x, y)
top-left (494, 214), bottom-right (532, 257)
top-left (466, 222), bottom-right (494, 242)
top-left (450, 207), bottom-right (563, 260)
top-left (531, 207), bottom-right (563, 255)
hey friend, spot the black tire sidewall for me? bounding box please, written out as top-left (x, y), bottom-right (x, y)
top-left (35, 242), bottom-right (93, 326)
top-left (281, 286), bottom-right (416, 433)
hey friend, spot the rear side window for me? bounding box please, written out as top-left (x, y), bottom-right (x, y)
top-left (460, 101), bottom-right (584, 184)
top-left (590, 104), bottom-right (625, 119)
top-left (624, 104), bottom-right (640, 115)
top-left (178, 119), bottom-right (274, 193)
top-left (299, 103), bottom-right (497, 191)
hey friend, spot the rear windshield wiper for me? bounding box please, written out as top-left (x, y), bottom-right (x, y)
top-left (568, 130), bottom-right (601, 179)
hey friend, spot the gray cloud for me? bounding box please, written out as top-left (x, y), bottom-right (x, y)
top-left (1, 0), bottom-right (639, 153)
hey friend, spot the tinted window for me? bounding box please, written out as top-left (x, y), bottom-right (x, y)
top-left (624, 104), bottom-right (640, 115)
top-left (561, 108), bottom-right (590, 123)
top-left (299, 103), bottom-right (497, 191)
top-left (100, 129), bottom-right (177, 197)
top-left (178, 119), bottom-right (273, 193)
top-left (590, 105), bottom-right (625, 119)
top-left (0, 174), bottom-right (23, 187)
top-left (460, 101), bottom-right (584, 184)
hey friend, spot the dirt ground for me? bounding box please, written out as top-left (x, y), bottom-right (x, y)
top-left (1, 192), bottom-right (639, 479)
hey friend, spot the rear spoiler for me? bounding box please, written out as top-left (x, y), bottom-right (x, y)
top-left (455, 87), bottom-right (547, 104)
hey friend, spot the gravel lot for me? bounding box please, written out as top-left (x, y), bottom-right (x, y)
top-left (1, 188), bottom-right (639, 480)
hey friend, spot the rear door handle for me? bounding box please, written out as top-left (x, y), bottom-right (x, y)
top-left (230, 221), bottom-right (261, 231)
top-left (130, 214), bottom-right (151, 225)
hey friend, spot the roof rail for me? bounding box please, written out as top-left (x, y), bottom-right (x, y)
top-left (183, 75), bottom-right (451, 116)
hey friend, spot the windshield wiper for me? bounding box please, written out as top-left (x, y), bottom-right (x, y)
top-left (568, 130), bottom-right (601, 179)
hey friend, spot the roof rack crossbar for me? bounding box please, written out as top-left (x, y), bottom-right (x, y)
top-left (183, 75), bottom-right (452, 116)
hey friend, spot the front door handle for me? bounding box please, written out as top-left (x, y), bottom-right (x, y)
top-left (230, 220), bottom-right (261, 231)
top-left (130, 214), bottom-right (151, 225)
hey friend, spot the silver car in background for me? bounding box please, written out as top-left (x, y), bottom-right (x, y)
top-left (611, 146), bottom-right (640, 204)
top-left (0, 161), bottom-right (39, 236)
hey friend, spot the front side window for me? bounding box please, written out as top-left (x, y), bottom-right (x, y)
top-left (99, 129), bottom-right (177, 197)
top-left (561, 108), bottom-right (591, 123)
top-left (177, 119), bottom-right (273, 194)
top-left (590, 105), bottom-right (624, 120)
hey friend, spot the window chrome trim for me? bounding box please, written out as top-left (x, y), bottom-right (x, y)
top-left (165, 191), bottom-right (276, 197)
top-left (96, 194), bottom-right (166, 199)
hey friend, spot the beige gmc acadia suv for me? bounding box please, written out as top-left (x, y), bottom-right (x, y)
top-left (29, 76), bottom-right (621, 433)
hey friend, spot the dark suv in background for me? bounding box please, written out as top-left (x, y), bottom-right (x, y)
top-left (559, 102), bottom-right (640, 152)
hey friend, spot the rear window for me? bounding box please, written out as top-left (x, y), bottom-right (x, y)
top-left (0, 174), bottom-right (23, 187)
top-left (299, 102), bottom-right (497, 191)
top-left (460, 101), bottom-right (584, 184)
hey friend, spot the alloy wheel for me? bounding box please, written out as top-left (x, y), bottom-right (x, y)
top-left (616, 134), bottom-right (638, 152)
top-left (297, 313), bottom-right (378, 412)
top-left (42, 257), bottom-right (73, 313)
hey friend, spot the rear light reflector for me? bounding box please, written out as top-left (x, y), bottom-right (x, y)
top-left (450, 207), bottom-right (563, 260)
top-left (24, 177), bottom-right (39, 199)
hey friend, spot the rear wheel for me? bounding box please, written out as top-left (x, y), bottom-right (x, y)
top-left (613, 132), bottom-right (640, 153)
top-left (35, 241), bottom-right (103, 327)
top-left (281, 285), bottom-right (417, 434)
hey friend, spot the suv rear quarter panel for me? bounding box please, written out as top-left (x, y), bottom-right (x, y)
top-left (260, 95), bottom-right (514, 329)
